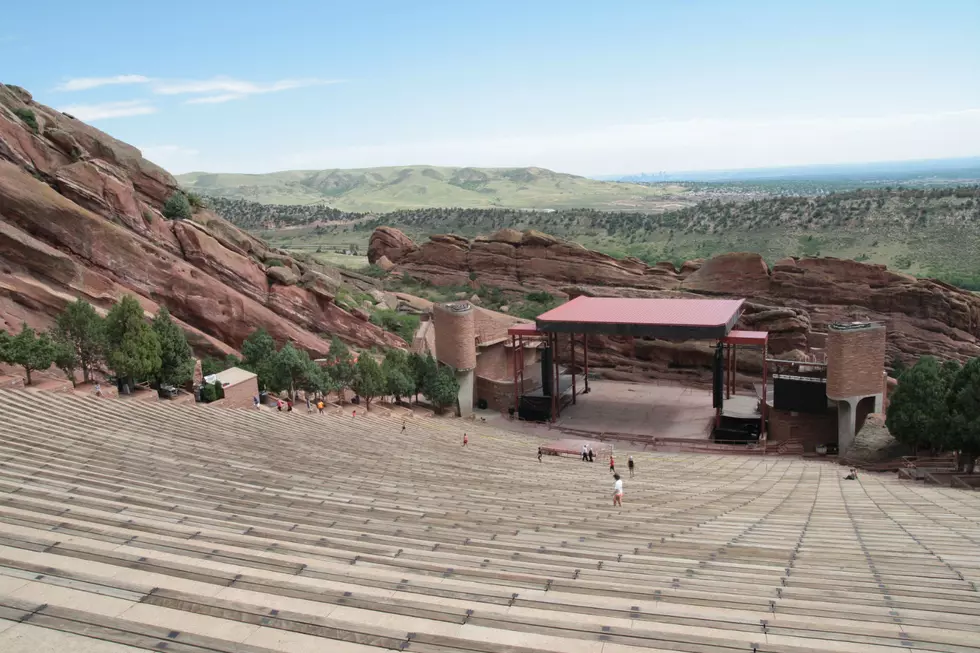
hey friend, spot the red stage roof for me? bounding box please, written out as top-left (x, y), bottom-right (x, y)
top-left (723, 330), bottom-right (769, 345)
top-left (534, 296), bottom-right (744, 340)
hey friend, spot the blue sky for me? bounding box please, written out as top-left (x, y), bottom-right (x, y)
top-left (5, 0), bottom-right (979, 175)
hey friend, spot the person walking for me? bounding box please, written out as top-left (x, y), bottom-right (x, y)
top-left (537, 447), bottom-right (543, 463)
top-left (317, 400), bottom-right (324, 414)
top-left (462, 433), bottom-right (468, 447)
top-left (253, 395), bottom-right (260, 409)
top-left (287, 399), bottom-right (293, 413)
top-left (276, 399), bottom-right (283, 412)
top-left (582, 444), bottom-right (589, 462)
top-left (401, 420), bottom-right (407, 433)
top-left (628, 456), bottom-right (635, 478)
top-left (306, 396), bottom-right (312, 413)
top-left (609, 454), bottom-right (615, 473)
top-left (612, 473), bottom-right (624, 507)
top-left (588, 447), bottom-right (595, 463)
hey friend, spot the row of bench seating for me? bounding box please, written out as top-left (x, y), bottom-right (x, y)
top-left (0, 388), bottom-right (977, 652)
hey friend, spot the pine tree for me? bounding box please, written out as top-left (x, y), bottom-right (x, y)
top-left (241, 328), bottom-right (277, 389)
top-left (352, 355), bottom-right (385, 410)
top-left (267, 342), bottom-right (310, 397)
top-left (946, 358), bottom-right (980, 473)
top-left (383, 349), bottom-right (415, 403)
top-left (52, 337), bottom-right (79, 385)
top-left (152, 307), bottom-right (194, 387)
top-left (325, 336), bottom-right (355, 396)
top-left (104, 295), bottom-right (161, 387)
top-left (886, 356), bottom-right (951, 454)
top-left (53, 299), bottom-right (105, 383)
top-left (7, 324), bottom-right (57, 386)
top-left (162, 192), bottom-right (192, 220)
top-left (427, 365), bottom-right (461, 415)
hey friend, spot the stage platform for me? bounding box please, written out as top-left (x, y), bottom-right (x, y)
top-left (552, 380), bottom-right (716, 439)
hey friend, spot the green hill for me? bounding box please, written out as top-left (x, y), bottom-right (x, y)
top-left (176, 166), bottom-right (689, 211)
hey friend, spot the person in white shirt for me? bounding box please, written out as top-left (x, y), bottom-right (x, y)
top-left (582, 444), bottom-right (589, 462)
top-left (612, 473), bottom-right (623, 507)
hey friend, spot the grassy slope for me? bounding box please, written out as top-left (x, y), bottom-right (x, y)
top-left (178, 166), bottom-right (689, 211)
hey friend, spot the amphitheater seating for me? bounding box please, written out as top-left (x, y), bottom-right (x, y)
top-left (0, 388), bottom-right (978, 652)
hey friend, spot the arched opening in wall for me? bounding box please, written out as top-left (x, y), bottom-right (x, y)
top-left (855, 395), bottom-right (877, 434)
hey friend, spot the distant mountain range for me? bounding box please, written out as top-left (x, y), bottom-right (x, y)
top-left (605, 156), bottom-right (980, 183)
top-left (176, 166), bottom-right (689, 212)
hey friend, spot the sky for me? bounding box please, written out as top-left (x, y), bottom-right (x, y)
top-left (4, 0), bottom-right (980, 176)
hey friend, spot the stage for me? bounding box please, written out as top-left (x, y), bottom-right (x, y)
top-left (551, 380), bottom-right (717, 439)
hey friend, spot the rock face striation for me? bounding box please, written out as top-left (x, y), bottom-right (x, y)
top-left (370, 227), bottom-right (980, 381)
top-left (0, 84), bottom-right (403, 357)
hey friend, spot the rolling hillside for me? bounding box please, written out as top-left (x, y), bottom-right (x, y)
top-left (177, 165), bottom-right (690, 211)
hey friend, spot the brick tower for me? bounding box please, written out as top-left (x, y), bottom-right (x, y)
top-left (432, 301), bottom-right (477, 417)
top-left (826, 322), bottom-right (886, 453)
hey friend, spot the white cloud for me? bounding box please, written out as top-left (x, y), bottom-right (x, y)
top-left (183, 93), bottom-right (247, 105)
top-left (58, 100), bottom-right (157, 121)
top-left (278, 108), bottom-right (980, 176)
top-left (151, 76), bottom-right (339, 104)
top-left (57, 75), bottom-right (151, 91)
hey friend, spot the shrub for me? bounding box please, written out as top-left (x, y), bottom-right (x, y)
top-left (13, 108), bottom-right (38, 134)
top-left (265, 259), bottom-right (284, 268)
top-left (369, 309), bottom-right (419, 342)
top-left (143, 210), bottom-right (154, 223)
top-left (525, 290), bottom-right (554, 303)
top-left (186, 192), bottom-right (206, 209)
top-left (162, 192), bottom-right (192, 220)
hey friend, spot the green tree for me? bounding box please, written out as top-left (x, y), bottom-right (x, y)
top-left (53, 299), bottom-right (105, 383)
top-left (7, 324), bottom-right (57, 386)
top-left (352, 355), bottom-right (385, 410)
top-left (0, 330), bottom-right (12, 366)
top-left (267, 342), bottom-right (312, 397)
top-left (945, 358), bottom-right (980, 472)
top-left (104, 295), bottom-right (162, 387)
top-left (52, 337), bottom-right (79, 386)
top-left (886, 356), bottom-right (951, 454)
top-left (151, 307), bottom-right (194, 387)
top-left (427, 365), bottom-right (461, 415)
top-left (383, 349), bottom-right (415, 403)
top-left (409, 352), bottom-right (438, 403)
top-left (201, 354), bottom-right (242, 377)
top-left (162, 192), bottom-right (192, 220)
top-left (325, 336), bottom-right (355, 396)
top-left (241, 328), bottom-right (277, 389)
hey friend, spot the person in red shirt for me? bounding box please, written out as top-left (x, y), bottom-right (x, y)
top-left (609, 454), bottom-right (615, 473)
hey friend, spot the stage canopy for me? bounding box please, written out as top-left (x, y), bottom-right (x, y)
top-left (533, 297), bottom-right (744, 340)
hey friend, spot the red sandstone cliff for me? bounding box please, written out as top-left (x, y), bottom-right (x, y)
top-left (0, 84), bottom-right (403, 356)
top-left (370, 226), bottom-right (980, 379)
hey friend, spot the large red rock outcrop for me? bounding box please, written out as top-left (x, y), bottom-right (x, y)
top-left (371, 227), bottom-right (980, 376)
top-left (0, 84), bottom-right (403, 357)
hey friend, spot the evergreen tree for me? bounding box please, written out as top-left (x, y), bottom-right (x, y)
top-left (104, 295), bottom-right (161, 386)
top-left (325, 336), bottom-right (355, 396)
top-left (162, 192), bottom-right (192, 220)
top-left (946, 358), bottom-right (980, 472)
top-left (427, 365), bottom-right (461, 415)
top-left (151, 307), bottom-right (194, 387)
top-left (267, 342), bottom-right (311, 397)
top-left (382, 349), bottom-right (415, 403)
top-left (241, 328), bottom-right (277, 389)
top-left (886, 356), bottom-right (951, 453)
top-left (52, 337), bottom-right (79, 386)
top-left (53, 299), bottom-right (105, 383)
top-left (7, 324), bottom-right (57, 386)
top-left (410, 352), bottom-right (438, 403)
top-left (0, 330), bottom-right (11, 365)
top-left (352, 355), bottom-right (385, 410)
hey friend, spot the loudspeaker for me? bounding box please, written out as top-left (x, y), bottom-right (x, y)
top-left (712, 343), bottom-right (724, 409)
top-left (540, 346), bottom-right (554, 397)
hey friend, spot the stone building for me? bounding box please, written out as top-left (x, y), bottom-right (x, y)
top-left (415, 302), bottom-right (542, 415)
top-left (210, 367), bottom-right (260, 410)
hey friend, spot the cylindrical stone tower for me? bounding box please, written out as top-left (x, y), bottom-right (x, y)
top-left (433, 301), bottom-right (477, 371)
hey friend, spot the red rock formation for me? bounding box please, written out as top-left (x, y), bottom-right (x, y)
top-left (0, 84), bottom-right (403, 356)
top-left (371, 227), bottom-right (980, 375)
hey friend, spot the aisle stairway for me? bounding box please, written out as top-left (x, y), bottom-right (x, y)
top-left (0, 389), bottom-right (978, 652)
